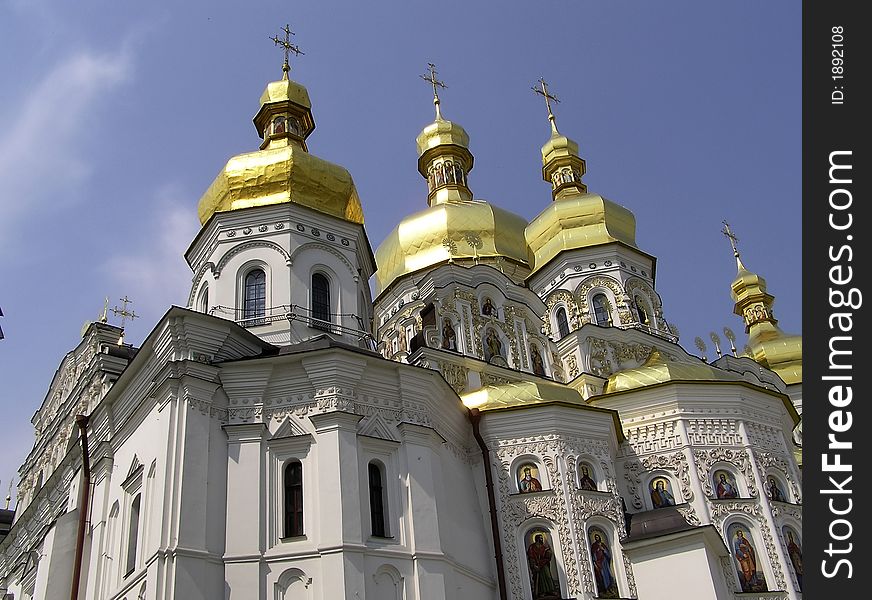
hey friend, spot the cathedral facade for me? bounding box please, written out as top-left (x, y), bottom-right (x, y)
top-left (0, 58), bottom-right (802, 600)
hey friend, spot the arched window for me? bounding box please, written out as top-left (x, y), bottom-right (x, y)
top-left (634, 295), bottom-right (649, 325)
top-left (243, 269), bottom-right (266, 324)
top-left (592, 294), bottom-right (611, 326)
top-left (125, 493), bottom-right (141, 576)
top-left (311, 273), bottom-right (331, 331)
top-left (555, 307), bottom-right (570, 339)
top-left (368, 462), bottom-right (388, 537)
top-left (284, 461), bottom-right (304, 538)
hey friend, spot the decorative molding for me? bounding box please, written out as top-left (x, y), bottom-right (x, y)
top-left (623, 451), bottom-right (695, 510)
top-left (439, 362), bottom-right (468, 393)
top-left (753, 450), bottom-right (802, 504)
top-left (358, 413), bottom-right (400, 442)
top-left (287, 241), bottom-right (356, 278)
top-left (687, 419), bottom-right (743, 447)
top-left (213, 240), bottom-right (290, 277)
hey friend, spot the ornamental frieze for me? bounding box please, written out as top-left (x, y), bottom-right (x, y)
top-left (686, 418), bottom-right (743, 447)
top-left (439, 362), bottom-right (469, 393)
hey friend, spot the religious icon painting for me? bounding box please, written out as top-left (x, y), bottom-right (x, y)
top-left (525, 528), bottom-right (562, 600)
top-left (727, 524), bottom-right (768, 593)
top-left (578, 462), bottom-right (598, 492)
top-left (766, 476), bottom-right (788, 503)
top-left (517, 463), bottom-right (544, 493)
top-left (588, 527), bottom-right (620, 599)
top-left (649, 476), bottom-right (676, 508)
top-left (782, 526), bottom-right (802, 591)
top-left (481, 296), bottom-right (495, 316)
top-left (713, 469), bottom-right (740, 499)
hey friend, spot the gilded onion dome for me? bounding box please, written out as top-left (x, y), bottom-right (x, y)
top-left (374, 69), bottom-right (529, 295)
top-left (197, 65), bottom-right (364, 226)
top-left (525, 118), bottom-right (637, 274)
top-left (728, 247), bottom-right (802, 385)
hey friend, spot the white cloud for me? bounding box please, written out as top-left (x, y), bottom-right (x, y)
top-left (0, 47), bottom-right (132, 242)
top-left (102, 184), bottom-right (199, 328)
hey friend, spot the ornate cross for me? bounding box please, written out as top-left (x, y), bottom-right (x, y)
top-left (721, 220), bottom-right (741, 258)
top-left (533, 78), bottom-right (560, 132)
top-left (420, 63), bottom-right (447, 118)
top-left (270, 24), bottom-right (304, 73)
top-left (112, 295), bottom-right (139, 328)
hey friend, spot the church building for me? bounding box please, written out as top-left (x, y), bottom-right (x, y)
top-left (0, 39), bottom-right (802, 600)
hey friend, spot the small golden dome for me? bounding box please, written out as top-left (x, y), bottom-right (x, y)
top-left (525, 193), bottom-right (637, 274)
top-left (258, 76), bottom-right (312, 110)
top-left (374, 200), bottom-right (529, 296)
top-left (605, 350), bottom-right (743, 394)
top-left (416, 117), bottom-right (471, 157)
top-left (541, 131), bottom-right (580, 166)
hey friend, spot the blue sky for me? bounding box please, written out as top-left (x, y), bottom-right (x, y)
top-left (0, 1), bottom-right (801, 500)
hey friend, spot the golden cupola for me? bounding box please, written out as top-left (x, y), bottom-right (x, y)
top-left (724, 223), bottom-right (802, 385)
top-left (374, 66), bottom-right (530, 296)
top-left (525, 81), bottom-right (637, 275)
top-left (196, 59), bottom-right (364, 226)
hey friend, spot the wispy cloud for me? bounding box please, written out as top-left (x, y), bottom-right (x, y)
top-left (0, 47), bottom-right (132, 244)
top-left (102, 184), bottom-right (199, 326)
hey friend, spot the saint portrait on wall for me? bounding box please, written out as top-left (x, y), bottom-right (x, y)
top-left (588, 528), bottom-right (620, 599)
top-left (728, 524), bottom-right (768, 592)
top-left (441, 317), bottom-right (457, 350)
top-left (481, 297), bottom-right (495, 316)
top-left (713, 470), bottom-right (740, 499)
top-left (530, 345), bottom-right (546, 376)
top-left (767, 476), bottom-right (787, 502)
top-left (782, 526), bottom-right (802, 591)
top-left (649, 477), bottom-right (676, 508)
top-left (483, 328), bottom-right (504, 363)
top-left (518, 464), bottom-right (543, 493)
top-left (525, 529), bottom-right (561, 599)
top-left (578, 463), bottom-right (597, 491)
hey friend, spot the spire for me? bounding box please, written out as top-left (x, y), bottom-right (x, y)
top-left (416, 63), bottom-right (474, 206)
top-left (421, 63), bottom-right (446, 121)
top-left (721, 220), bottom-right (747, 272)
top-left (533, 78), bottom-right (560, 135)
top-left (534, 78), bottom-right (587, 199)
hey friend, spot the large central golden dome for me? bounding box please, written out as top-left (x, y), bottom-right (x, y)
top-left (196, 69), bottom-right (364, 226)
top-left (374, 200), bottom-right (529, 295)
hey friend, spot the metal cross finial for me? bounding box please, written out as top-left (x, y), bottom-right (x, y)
top-left (533, 78), bottom-right (560, 133)
top-left (721, 220), bottom-right (741, 257)
top-left (420, 63), bottom-right (447, 119)
top-left (112, 295), bottom-right (139, 329)
top-left (270, 24), bottom-right (304, 75)
top-left (721, 220), bottom-right (747, 271)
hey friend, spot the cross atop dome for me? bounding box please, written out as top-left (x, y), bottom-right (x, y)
top-left (533, 78), bottom-right (560, 134)
top-left (721, 220), bottom-right (747, 271)
top-left (420, 63), bottom-right (447, 120)
top-left (270, 24), bottom-right (304, 77)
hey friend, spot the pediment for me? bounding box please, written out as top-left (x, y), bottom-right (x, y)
top-left (358, 413), bottom-right (399, 442)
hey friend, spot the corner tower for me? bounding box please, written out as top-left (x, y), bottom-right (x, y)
top-left (185, 28), bottom-right (376, 347)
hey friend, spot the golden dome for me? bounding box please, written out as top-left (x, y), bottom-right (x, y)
top-left (525, 193), bottom-right (637, 274)
top-left (605, 350), bottom-right (743, 394)
top-left (747, 333), bottom-right (802, 385)
top-left (258, 77), bottom-right (311, 109)
top-left (197, 145), bottom-right (364, 225)
top-left (197, 70), bottom-right (364, 226)
top-left (541, 131), bottom-right (580, 169)
top-left (374, 200), bottom-right (529, 295)
top-left (416, 117), bottom-right (471, 157)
